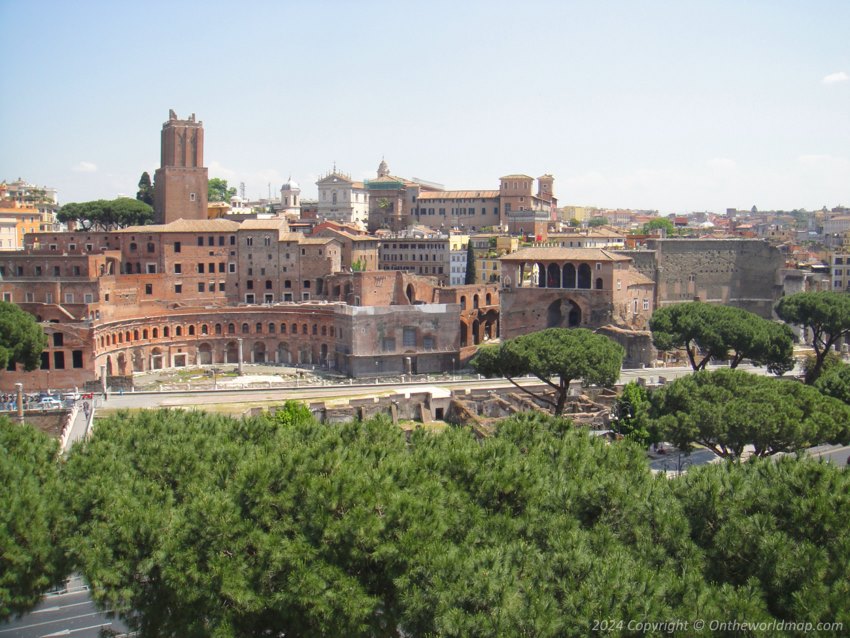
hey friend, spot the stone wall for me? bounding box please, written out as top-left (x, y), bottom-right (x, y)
top-left (620, 239), bottom-right (784, 318)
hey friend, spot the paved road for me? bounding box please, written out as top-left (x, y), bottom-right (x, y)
top-left (0, 576), bottom-right (128, 638)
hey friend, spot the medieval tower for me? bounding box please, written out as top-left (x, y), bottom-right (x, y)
top-left (154, 109), bottom-right (208, 224)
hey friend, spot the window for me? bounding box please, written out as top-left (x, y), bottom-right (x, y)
top-left (246, 237), bottom-right (254, 246)
top-left (208, 236), bottom-right (214, 246)
top-left (643, 298), bottom-right (650, 311)
top-left (45, 293), bottom-right (54, 304)
top-left (84, 293), bottom-right (93, 303)
top-left (281, 323), bottom-right (287, 334)
top-left (53, 266), bottom-right (61, 276)
top-left (256, 323), bottom-right (263, 333)
top-left (245, 294), bottom-right (255, 303)
top-left (265, 280), bottom-right (272, 290)
top-left (302, 324), bottom-right (308, 335)
top-left (218, 263), bottom-right (225, 273)
top-left (264, 293), bottom-right (273, 303)
top-left (64, 293), bottom-right (74, 304)
top-left (382, 338), bottom-right (396, 352)
top-left (423, 336), bottom-right (434, 350)
top-left (247, 280), bottom-right (254, 290)
top-left (198, 263), bottom-right (205, 274)
top-left (229, 263), bottom-right (236, 273)
top-left (175, 263), bottom-right (182, 274)
top-left (197, 237), bottom-right (204, 246)
top-left (175, 284), bottom-right (182, 294)
top-left (72, 350), bottom-right (84, 368)
top-left (145, 284), bottom-right (153, 295)
top-left (53, 333), bottom-right (64, 346)
top-left (218, 282), bottom-right (225, 292)
top-left (198, 283), bottom-right (204, 292)
top-left (190, 192), bottom-right (196, 201)
top-left (147, 242), bottom-right (155, 253)
top-left (35, 266), bottom-right (42, 276)
top-left (174, 241), bottom-right (181, 253)
top-left (53, 351), bottom-right (65, 370)
top-left (268, 323), bottom-right (275, 334)
top-left (25, 292), bottom-right (34, 302)
top-left (403, 327), bottom-right (416, 347)
top-left (218, 236), bottom-right (225, 246)
top-left (146, 264), bottom-right (156, 274)
top-left (242, 323), bottom-right (250, 334)
top-left (228, 323), bottom-right (235, 334)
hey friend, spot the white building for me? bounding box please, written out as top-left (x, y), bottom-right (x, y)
top-left (279, 177), bottom-right (301, 218)
top-left (316, 168), bottom-right (369, 228)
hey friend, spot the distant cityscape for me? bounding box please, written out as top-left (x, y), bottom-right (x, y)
top-left (1, 109), bottom-right (847, 393)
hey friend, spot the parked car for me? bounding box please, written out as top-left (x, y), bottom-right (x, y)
top-left (40, 397), bottom-right (63, 410)
top-left (63, 391), bottom-right (81, 404)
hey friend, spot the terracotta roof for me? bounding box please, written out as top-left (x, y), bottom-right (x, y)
top-left (417, 190), bottom-right (499, 200)
top-left (500, 247), bottom-right (632, 262)
top-left (299, 237), bottom-right (337, 245)
top-left (238, 219), bottom-right (289, 230)
top-left (121, 218), bottom-right (241, 233)
top-left (499, 174), bottom-right (534, 180)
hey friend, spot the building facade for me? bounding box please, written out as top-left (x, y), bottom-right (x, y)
top-left (154, 110), bottom-right (208, 224)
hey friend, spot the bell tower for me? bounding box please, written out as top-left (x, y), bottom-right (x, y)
top-left (153, 109), bottom-right (208, 223)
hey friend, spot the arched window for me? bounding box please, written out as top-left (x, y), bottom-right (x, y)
top-left (201, 324), bottom-right (208, 335)
top-left (485, 293), bottom-right (492, 305)
top-left (256, 322), bottom-right (263, 333)
top-left (175, 326), bottom-right (182, 337)
top-left (547, 263), bottom-right (561, 288)
top-left (215, 323), bottom-right (222, 335)
top-left (142, 329), bottom-right (148, 339)
top-left (292, 323), bottom-right (297, 334)
top-left (321, 326), bottom-right (327, 336)
top-left (126, 331), bottom-right (131, 342)
top-left (312, 324), bottom-right (318, 335)
top-left (188, 325), bottom-right (195, 336)
top-left (302, 324), bottom-right (308, 335)
top-left (164, 326), bottom-right (170, 338)
top-left (473, 294), bottom-right (479, 309)
top-left (577, 263), bottom-right (592, 289)
top-left (536, 262), bottom-right (547, 288)
top-left (281, 323), bottom-right (287, 334)
top-left (595, 277), bottom-right (603, 290)
top-left (562, 264), bottom-right (576, 288)
top-left (460, 296), bottom-right (467, 310)
top-left (228, 323), bottom-right (235, 334)
top-left (268, 323), bottom-right (275, 334)
top-left (133, 329), bottom-right (139, 341)
top-left (242, 323), bottom-right (249, 334)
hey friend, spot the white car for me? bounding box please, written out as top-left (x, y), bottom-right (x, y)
top-left (40, 397), bottom-right (63, 410)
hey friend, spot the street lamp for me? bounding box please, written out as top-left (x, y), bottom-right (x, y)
top-left (451, 357), bottom-right (456, 380)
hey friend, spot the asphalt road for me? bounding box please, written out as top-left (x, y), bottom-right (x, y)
top-left (0, 576), bottom-right (128, 638)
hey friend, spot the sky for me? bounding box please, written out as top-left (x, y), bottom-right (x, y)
top-left (1, 0), bottom-right (848, 214)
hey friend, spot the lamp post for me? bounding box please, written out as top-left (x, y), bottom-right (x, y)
top-left (451, 357), bottom-right (456, 381)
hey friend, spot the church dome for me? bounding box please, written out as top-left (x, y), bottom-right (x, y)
top-left (281, 177), bottom-right (299, 191)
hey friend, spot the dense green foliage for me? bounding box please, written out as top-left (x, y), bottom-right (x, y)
top-left (136, 171), bottom-right (154, 206)
top-left (471, 328), bottom-right (624, 415)
top-left (650, 302), bottom-right (795, 373)
top-left (611, 381), bottom-right (653, 446)
top-left (0, 301), bottom-right (47, 371)
top-left (649, 369), bottom-right (850, 459)
top-left (56, 407), bottom-right (850, 636)
top-left (641, 218), bottom-right (675, 236)
top-left (208, 177), bottom-right (237, 203)
top-left (586, 216), bottom-right (607, 227)
top-left (775, 291), bottom-right (850, 383)
top-left (57, 197), bottom-right (154, 230)
top-left (464, 241), bottom-right (476, 284)
top-left (814, 360), bottom-right (850, 405)
top-left (0, 418), bottom-right (65, 619)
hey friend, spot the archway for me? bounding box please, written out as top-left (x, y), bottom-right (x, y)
top-left (198, 343), bottom-right (213, 365)
top-left (460, 322), bottom-right (469, 347)
top-left (472, 319), bottom-right (481, 345)
top-left (547, 299), bottom-right (582, 328)
top-left (406, 284), bottom-right (416, 304)
top-left (132, 350), bottom-right (145, 372)
top-left (277, 343), bottom-right (291, 364)
top-left (151, 347), bottom-right (164, 370)
top-left (547, 263), bottom-right (561, 288)
top-left (562, 264), bottom-right (576, 288)
top-left (225, 341), bottom-right (239, 364)
top-left (577, 263), bottom-right (591, 289)
top-left (252, 342), bottom-right (266, 363)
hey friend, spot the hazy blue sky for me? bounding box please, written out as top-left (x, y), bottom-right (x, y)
top-left (2, 0), bottom-right (848, 213)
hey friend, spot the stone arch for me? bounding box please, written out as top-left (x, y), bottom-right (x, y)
top-left (299, 345), bottom-right (312, 364)
top-left (164, 326), bottom-right (170, 338)
top-left (485, 292), bottom-right (492, 305)
top-left (225, 341), bottom-right (239, 363)
top-left (472, 319), bottom-right (481, 345)
top-left (595, 277), bottom-right (603, 290)
top-left (546, 298), bottom-right (582, 328)
top-left (132, 349), bottom-right (145, 372)
top-left (201, 324), bottom-right (209, 335)
top-left (175, 325), bottom-right (183, 337)
top-left (188, 325), bottom-right (195, 336)
top-left (133, 329), bottom-right (139, 341)
top-left (215, 323), bottom-right (222, 335)
top-left (142, 329), bottom-right (148, 339)
top-left (460, 322), bottom-right (469, 347)
top-left (152, 327), bottom-right (159, 338)
top-left (198, 342), bottom-right (213, 365)
top-left (577, 263), bottom-right (592, 289)
top-left (277, 342), bottom-right (291, 364)
top-left (460, 295), bottom-right (467, 310)
top-left (473, 294), bottom-right (479, 309)
top-left (562, 264), bottom-right (576, 288)
top-left (406, 284), bottom-right (416, 303)
top-left (252, 341), bottom-right (266, 363)
top-left (536, 262), bottom-right (546, 287)
top-left (106, 355), bottom-right (114, 376)
top-left (547, 263), bottom-right (561, 288)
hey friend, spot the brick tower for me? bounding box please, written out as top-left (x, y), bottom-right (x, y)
top-left (154, 109), bottom-right (208, 223)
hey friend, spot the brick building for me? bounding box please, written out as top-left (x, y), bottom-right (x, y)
top-left (154, 110), bottom-right (208, 224)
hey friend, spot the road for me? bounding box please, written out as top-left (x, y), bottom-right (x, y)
top-left (0, 576), bottom-right (128, 638)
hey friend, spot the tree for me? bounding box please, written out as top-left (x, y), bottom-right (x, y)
top-left (775, 291), bottom-right (850, 384)
top-left (56, 198), bottom-right (153, 231)
top-left (0, 301), bottom-right (47, 371)
top-left (208, 177), bottom-right (236, 203)
top-left (464, 241), bottom-right (476, 284)
top-left (650, 302), bottom-right (794, 374)
top-left (587, 216), bottom-right (608, 227)
top-left (813, 360), bottom-right (850, 405)
top-left (641, 218), bottom-right (675, 236)
top-left (471, 328), bottom-right (624, 415)
top-left (649, 369), bottom-right (850, 459)
top-left (611, 381), bottom-right (653, 446)
top-left (136, 172), bottom-right (154, 207)
top-left (0, 418), bottom-right (65, 619)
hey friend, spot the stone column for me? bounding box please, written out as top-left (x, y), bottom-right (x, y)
top-left (237, 338), bottom-right (244, 375)
top-left (15, 383), bottom-right (23, 423)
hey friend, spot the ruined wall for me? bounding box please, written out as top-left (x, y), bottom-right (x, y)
top-left (619, 239), bottom-right (784, 318)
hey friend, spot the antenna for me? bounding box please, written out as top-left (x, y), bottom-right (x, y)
top-left (240, 182), bottom-right (246, 199)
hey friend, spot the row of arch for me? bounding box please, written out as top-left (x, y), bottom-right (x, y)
top-left (518, 262), bottom-right (603, 290)
top-left (459, 292), bottom-right (494, 310)
top-left (97, 321), bottom-right (333, 350)
top-left (103, 340), bottom-right (332, 376)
